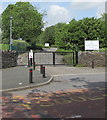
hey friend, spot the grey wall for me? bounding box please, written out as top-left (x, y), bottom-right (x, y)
top-left (78, 51), bottom-right (106, 67)
top-left (1, 51), bottom-right (18, 68)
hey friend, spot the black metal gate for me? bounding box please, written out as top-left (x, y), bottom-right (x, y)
top-left (17, 51), bottom-right (78, 66)
top-left (34, 51), bottom-right (75, 66)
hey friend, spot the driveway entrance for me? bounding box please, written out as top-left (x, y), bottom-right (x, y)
top-left (17, 51), bottom-right (76, 66)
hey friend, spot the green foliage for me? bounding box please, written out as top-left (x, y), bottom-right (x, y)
top-left (56, 48), bottom-right (73, 53)
top-left (98, 48), bottom-right (107, 52)
top-left (0, 44), bottom-right (9, 50)
top-left (13, 40), bottom-right (29, 51)
top-left (104, 13), bottom-right (107, 47)
top-left (0, 15), bottom-right (1, 28)
top-left (55, 23), bottom-right (69, 50)
top-left (35, 44), bottom-right (43, 50)
top-left (2, 2), bottom-right (44, 45)
top-left (76, 64), bottom-right (88, 67)
top-left (56, 49), bottom-right (73, 56)
top-left (39, 16), bottom-right (105, 51)
top-left (1, 38), bottom-right (9, 44)
top-left (37, 25), bottom-right (56, 45)
top-left (36, 43), bottom-right (44, 48)
top-left (62, 54), bottom-right (73, 65)
top-left (54, 17), bottom-right (105, 51)
top-left (51, 44), bottom-right (58, 47)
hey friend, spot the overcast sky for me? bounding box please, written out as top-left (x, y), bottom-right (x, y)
top-left (0, 0), bottom-right (106, 28)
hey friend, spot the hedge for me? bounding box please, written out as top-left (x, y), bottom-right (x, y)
top-left (13, 40), bottom-right (29, 51)
top-left (0, 44), bottom-right (9, 50)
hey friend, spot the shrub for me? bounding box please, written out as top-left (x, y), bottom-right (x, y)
top-left (13, 40), bottom-right (29, 51)
top-left (62, 54), bottom-right (73, 65)
top-left (27, 44), bottom-right (43, 51)
top-left (0, 44), bottom-right (9, 50)
top-left (56, 49), bottom-right (73, 52)
top-left (56, 49), bottom-right (73, 55)
top-left (98, 48), bottom-right (107, 52)
top-left (36, 44), bottom-right (44, 48)
top-left (51, 44), bottom-right (58, 47)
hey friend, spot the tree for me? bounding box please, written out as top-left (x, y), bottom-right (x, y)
top-left (37, 25), bottom-right (55, 45)
top-left (0, 15), bottom-right (2, 43)
top-left (1, 2), bottom-right (44, 46)
top-left (101, 13), bottom-right (107, 47)
top-left (54, 17), bottom-right (105, 51)
top-left (54, 23), bottom-right (70, 49)
top-left (68, 19), bottom-right (87, 50)
top-left (36, 16), bottom-right (105, 51)
top-left (80, 17), bottom-right (105, 48)
top-left (0, 15), bottom-right (1, 28)
top-left (105, 13), bottom-right (107, 47)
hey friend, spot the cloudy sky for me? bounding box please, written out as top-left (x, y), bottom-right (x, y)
top-left (0, 0), bottom-right (106, 28)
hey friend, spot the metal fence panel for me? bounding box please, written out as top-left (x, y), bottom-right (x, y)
top-left (17, 51), bottom-right (75, 66)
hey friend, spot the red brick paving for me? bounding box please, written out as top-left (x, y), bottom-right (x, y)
top-left (1, 87), bottom-right (106, 119)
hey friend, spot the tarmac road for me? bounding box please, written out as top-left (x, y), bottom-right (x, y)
top-left (30, 73), bottom-right (105, 92)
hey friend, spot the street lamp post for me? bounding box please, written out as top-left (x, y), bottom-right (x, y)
top-left (10, 16), bottom-right (12, 51)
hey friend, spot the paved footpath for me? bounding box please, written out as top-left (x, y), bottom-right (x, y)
top-left (45, 66), bottom-right (105, 76)
top-left (1, 66), bottom-right (51, 91)
top-left (1, 66), bottom-right (107, 119)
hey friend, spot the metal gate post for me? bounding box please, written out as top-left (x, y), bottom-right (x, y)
top-left (53, 52), bottom-right (55, 65)
top-left (33, 52), bottom-right (35, 63)
top-left (33, 52), bottom-right (35, 70)
top-left (33, 61), bottom-right (35, 70)
top-left (28, 52), bottom-right (30, 67)
top-left (72, 52), bottom-right (75, 66)
top-left (75, 51), bottom-right (78, 65)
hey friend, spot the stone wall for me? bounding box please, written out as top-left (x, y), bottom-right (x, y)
top-left (0, 50), bottom-right (18, 69)
top-left (78, 51), bottom-right (106, 67)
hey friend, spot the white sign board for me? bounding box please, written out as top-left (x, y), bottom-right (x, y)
top-left (45, 43), bottom-right (49, 47)
top-left (29, 50), bottom-right (33, 58)
top-left (85, 40), bottom-right (99, 50)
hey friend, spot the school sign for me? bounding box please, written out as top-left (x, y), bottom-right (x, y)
top-left (85, 40), bottom-right (99, 50)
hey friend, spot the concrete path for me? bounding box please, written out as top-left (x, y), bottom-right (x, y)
top-left (1, 66), bottom-right (51, 91)
top-left (45, 66), bottom-right (105, 76)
